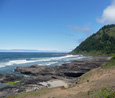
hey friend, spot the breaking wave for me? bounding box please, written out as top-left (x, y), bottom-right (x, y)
top-left (0, 55), bottom-right (83, 67)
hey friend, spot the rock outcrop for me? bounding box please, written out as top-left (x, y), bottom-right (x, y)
top-left (0, 73), bottom-right (24, 83)
top-left (14, 57), bottom-right (107, 78)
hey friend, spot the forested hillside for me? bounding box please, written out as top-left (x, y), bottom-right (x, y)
top-left (71, 24), bottom-right (115, 54)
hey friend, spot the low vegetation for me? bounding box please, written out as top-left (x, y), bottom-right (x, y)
top-left (101, 56), bottom-right (115, 68)
top-left (7, 81), bottom-right (24, 86)
top-left (7, 88), bottom-right (52, 98)
top-left (77, 70), bottom-right (93, 83)
top-left (85, 87), bottom-right (115, 98)
top-left (78, 87), bottom-right (115, 98)
top-left (93, 87), bottom-right (115, 98)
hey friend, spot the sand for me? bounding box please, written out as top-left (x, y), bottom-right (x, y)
top-left (39, 79), bottom-right (69, 88)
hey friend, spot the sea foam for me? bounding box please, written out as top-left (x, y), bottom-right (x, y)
top-left (0, 55), bottom-right (80, 67)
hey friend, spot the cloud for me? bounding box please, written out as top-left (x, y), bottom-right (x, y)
top-left (97, 0), bottom-right (115, 24)
top-left (68, 25), bottom-right (91, 33)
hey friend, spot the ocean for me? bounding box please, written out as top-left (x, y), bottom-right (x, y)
top-left (0, 52), bottom-right (91, 75)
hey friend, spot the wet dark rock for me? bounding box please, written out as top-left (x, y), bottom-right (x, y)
top-left (14, 57), bottom-right (108, 78)
top-left (0, 73), bottom-right (24, 83)
top-left (14, 65), bottom-right (47, 75)
top-left (30, 64), bottom-right (46, 69)
top-left (64, 71), bottom-right (84, 77)
top-left (0, 85), bottom-right (13, 91)
top-left (24, 76), bottom-right (52, 84)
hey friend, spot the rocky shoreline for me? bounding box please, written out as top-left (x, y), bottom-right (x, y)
top-left (0, 56), bottom-right (110, 98)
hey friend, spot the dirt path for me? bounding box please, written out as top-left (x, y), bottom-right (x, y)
top-left (24, 67), bottom-right (115, 98)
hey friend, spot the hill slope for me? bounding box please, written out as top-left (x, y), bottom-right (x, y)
top-left (71, 24), bottom-right (115, 54)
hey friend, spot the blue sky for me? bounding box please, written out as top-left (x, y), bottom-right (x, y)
top-left (0, 0), bottom-right (115, 52)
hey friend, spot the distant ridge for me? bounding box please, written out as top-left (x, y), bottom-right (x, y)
top-left (0, 49), bottom-right (67, 53)
top-left (71, 24), bottom-right (115, 54)
top-left (0, 49), bottom-right (39, 52)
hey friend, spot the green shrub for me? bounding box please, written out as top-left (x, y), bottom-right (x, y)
top-left (111, 56), bottom-right (115, 60)
top-left (101, 57), bottom-right (115, 68)
top-left (94, 87), bottom-right (115, 98)
top-left (104, 91), bottom-right (115, 98)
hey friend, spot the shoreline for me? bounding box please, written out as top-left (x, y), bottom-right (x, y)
top-left (0, 55), bottom-right (111, 98)
top-left (0, 53), bottom-right (83, 74)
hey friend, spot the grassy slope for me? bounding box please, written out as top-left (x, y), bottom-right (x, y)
top-left (101, 56), bottom-right (115, 68)
top-left (7, 88), bottom-right (52, 98)
top-left (73, 57), bottom-right (115, 98)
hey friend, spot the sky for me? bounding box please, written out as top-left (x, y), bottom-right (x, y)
top-left (0, 0), bottom-right (115, 52)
